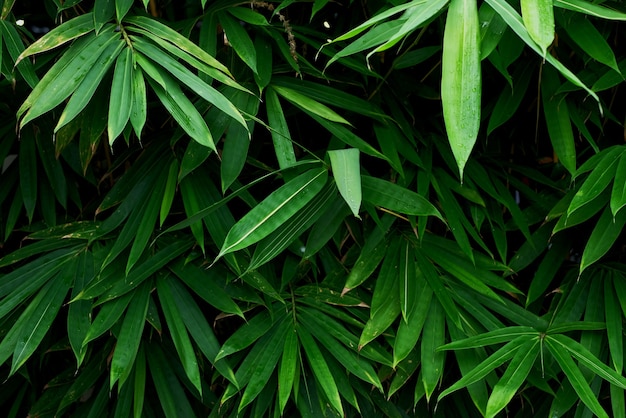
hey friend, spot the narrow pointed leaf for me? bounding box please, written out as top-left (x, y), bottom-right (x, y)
top-left (421, 299), bottom-right (446, 401)
top-left (278, 327), bottom-right (298, 415)
top-left (546, 337), bottom-right (610, 418)
top-left (441, 0), bottom-right (481, 179)
top-left (217, 167), bottom-right (327, 258)
top-left (157, 276), bottom-right (202, 396)
top-left (580, 206), bottom-right (626, 274)
top-left (485, 338), bottom-right (539, 418)
top-left (521, 0), bottom-right (554, 57)
top-left (362, 175), bottom-right (443, 219)
top-left (16, 13), bottom-right (95, 63)
top-left (298, 326), bottom-right (344, 416)
top-left (110, 282), bottom-right (151, 389)
top-left (329, 149), bottom-right (361, 218)
top-left (108, 47), bottom-right (134, 144)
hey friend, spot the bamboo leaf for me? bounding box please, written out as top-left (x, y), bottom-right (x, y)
top-left (110, 282), bottom-right (151, 389)
top-left (545, 337), bottom-right (610, 418)
top-left (441, 0), bottom-right (481, 179)
top-left (555, 0), bottom-right (626, 20)
top-left (130, 66), bottom-right (147, 139)
top-left (18, 28), bottom-right (119, 128)
top-left (15, 13), bottom-right (94, 63)
top-left (116, 0), bottom-right (134, 21)
top-left (421, 298), bottom-right (446, 401)
top-left (606, 277), bottom-right (623, 372)
top-left (541, 66), bottom-right (576, 176)
top-left (548, 333), bottom-right (626, 389)
top-left (169, 259), bottom-right (243, 318)
top-left (215, 310), bottom-right (272, 361)
top-left (611, 151), bottom-right (626, 217)
top-left (219, 11), bottom-right (257, 74)
top-left (298, 325), bottom-right (344, 416)
top-left (558, 11), bottom-right (619, 73)
top-left (485, 0), bottom-right (599, 102)
top-left (55, 40), bottom-right (125, 132)
top-left (521, 0), bottom-right (554, 57)
top-left (147, 345), bottom-right (197, 418)
top-left (568, 146), bottom-right (622, 218)
top-left (437, 336), bottom-right (530, 402)
top-left (485, 338), bottom-right (539, 418)
top-left (580, 206), bottom-right (626, 274)
top-left (140, 57), bottom-right (215, 151)
top-left (108, 47), bottom-right (134, 144)
top-left (329, 149), bottom-right (361, 219)
top-left (265, 87), bottom-right (297, 170)
top-left (125, 15), bottom-right (232, 75)
top-left (217, 167), bottom-right (327, 259)
top-left (132, 37), bottom-right (248, 134)
top-left (278, 327), bottom-right (298, 415)
top-left (273, 85), bottom-right (352, 125)
top-left (156, 276), bottom-right (202, 396)
top-left (362, 175), bottom-right (443, 219)
top-left (11, 273), bottom-right (71, 375)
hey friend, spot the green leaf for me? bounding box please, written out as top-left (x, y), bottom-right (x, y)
top-left (297, 325), bottom-right (344, 416)
top-left (485, 338), bottom-right (539, 418)
top-left (156, 276), bottom-right (202, 396)
top-left (55, 40), bottom-right (125, 132)
top-left (558, 11), bottom-right (619, 72)
top-left (541, 66), bottom-right (576, 176)
top-left (580, 206), bottom-right (626, 274)
top-left (0, 21), bottom-right (38, 87)
top-left (273, 85), bottom-right (352, 125)
top-left (439, 326), bottom-right (537, 351)
top-left (247, 181), bottom-right (336, 272)
top-left (16, 13), bottom-right (94, 63)
top-left (611, 151), bottom-right (626, 217)
top-left (437, 336), bottom-right (531, 402)
top-left (11, 272), bottom-right (71, 375)
top-left (605, 277), bottom-right (623, 372)
top-left (441, 0), bottom-right (481, 179)
top-left (169, 260), bottom-right (243, 318)
top-left (329, 149), bottom-right (361, 218)
top-left (130, 64), bottom-right (147, 139)
top-left (94, 0), bottom-right (115, 33)
top-left (265, 86), bottom-right (297, 170)
top-left (278, 327), bottom-right (298, 415)
top-left (545, 337), bottom-right (610, 418)
top-left (125, 15), bottom-right (232, 76)
top-left (219, 11), bottom-right (257, 74)
top-left (18, 128), bottom-right (37, 223)
top-left (555, 0), bottom-right (626, 20)
top-left (116, 0), bottom-right (134, 21)
top-left (568, 146), bottom-right (622, 217)
top-left (140, 57), bottom-right (215, 151)
top-left (394, 270), bottom-right (432, 367)
top-left (361, 175), bottom-right (443, 219)
top-left (421, 298), bottom-right (446, 401)
top-left (132, 37), bottom-right (248, 134)
top-left (485, 0), bottom-right (599, 102)
top-left (147, 345), bottom-right (197, 418)
top-left (548, 333), bottom-right (626, 390)
top-left (18, 28), bottom-right (119, 128)
top-left (108, 47), bottom-right (134, 144)
top-left (163, 271), bottom-right (237, 386)
top-left (521, 0), bottom-right (554, 57)
top-left (110, 281), bottom-right (151, 389)
top-left (217, 167), bottom-right (327, 259)
top-left (238, 320), bottom-right (288, 412)
top-left (82, 292), bottom-right (133, 345)
top-left (215, 310), bottom-right (273, 361)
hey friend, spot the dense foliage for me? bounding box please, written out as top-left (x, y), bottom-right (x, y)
top-left (2, 0), bottom-right (626, 416)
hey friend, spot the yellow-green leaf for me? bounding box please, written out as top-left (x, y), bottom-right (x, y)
top-left (441, 0), bottom-right (481, 180)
